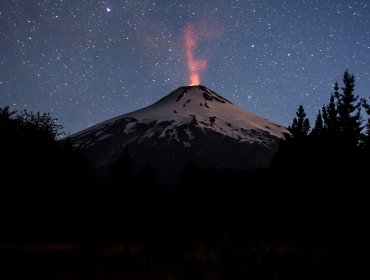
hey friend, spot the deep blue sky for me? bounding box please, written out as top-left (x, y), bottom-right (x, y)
top-left (1, 0), bottom-right (369, 134)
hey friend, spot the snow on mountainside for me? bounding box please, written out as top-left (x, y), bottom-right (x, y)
top-left (71, 85), bottom-right (287, 149)
top-left (68, 85), bottom-right (288, 183)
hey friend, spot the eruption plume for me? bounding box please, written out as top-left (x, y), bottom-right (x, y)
top-left (184, 25), bottom-right (207, 86)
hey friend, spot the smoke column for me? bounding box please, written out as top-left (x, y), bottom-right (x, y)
top-left (184, 25), bottom-right (207, 86)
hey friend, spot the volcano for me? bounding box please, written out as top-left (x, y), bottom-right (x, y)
top-left (68, 85), bottom-right (288, 183)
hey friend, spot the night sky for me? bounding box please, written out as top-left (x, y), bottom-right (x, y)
top-left (1, 0), bottom-right (369, 134)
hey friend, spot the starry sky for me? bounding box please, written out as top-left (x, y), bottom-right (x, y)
top-left (1, 0), bottom-right (369, 134)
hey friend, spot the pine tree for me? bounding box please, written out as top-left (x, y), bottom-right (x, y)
top-left (326, 84), bottom-right (339, 134)
top-left (321, 83), bottom-right (339, 134)
top-left (312, 109), bottom-right (323, 135)
top-left (362, 98), bottom-right (370, 150)
top-left (321, 106), bottom-right (328, 128)
top-left (288, 105), bottom-right (310, 137)
top-left (333, 80), bottom-right (340, 99)
top-left (337, 70), bottom-right (362, 146)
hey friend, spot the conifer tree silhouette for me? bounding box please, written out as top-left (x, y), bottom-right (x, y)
top-left (312, 109), bottom-right (323, 135)
top-left (321, 83), bottom-right (340, 137)
top-left (288, 105), bottom-right (310, 137)
top-left (337, 70), bottom-right (362, 147)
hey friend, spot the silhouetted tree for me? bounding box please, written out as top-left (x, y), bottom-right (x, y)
top-left (312, 109), bottom-right (323, 135)
top-left (321, 83), bottom-right (339, 136)
top-left (337, 70), bottom-right (362, 147)
top-left (0, 106), bottom-right (94, 241)
top-left (0, 106), bottom-right (15, 122)
top-left (273, 70), bottom-right (370, 201)
top-left (272, 71), bottom-right (370, 221)
top-left (288, 105), bottom-right (310, 137)
top-left (0, 106), bottom-right (63, 140)
top-left (0, 107), bottom-right (62, 181)
top-left (362, 98), bottom-right (370, 150)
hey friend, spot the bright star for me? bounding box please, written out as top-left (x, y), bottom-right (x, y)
top-left (106, 7), bottom-right (111, 13)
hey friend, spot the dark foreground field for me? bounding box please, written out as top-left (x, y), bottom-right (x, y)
top-left (1, 197), bottom-right (367, 280)
top-left (0, 238), bottom-right (365, 280)
top-left (1, 171), bottom-right (368, 280)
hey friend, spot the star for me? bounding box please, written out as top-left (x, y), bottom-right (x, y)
top-left (106, 7), bottom-right (111, 13)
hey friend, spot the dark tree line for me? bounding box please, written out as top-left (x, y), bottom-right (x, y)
top-left (0, 106), bottom-right (95, 241)
top-left (272, 70), bottom-right (370, 209)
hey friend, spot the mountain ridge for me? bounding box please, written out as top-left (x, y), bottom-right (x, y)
top-left (68, 85), bottom-right (288, 184)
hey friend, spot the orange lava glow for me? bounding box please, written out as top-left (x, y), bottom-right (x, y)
top-left (184, 25), bottom-right (207, 86)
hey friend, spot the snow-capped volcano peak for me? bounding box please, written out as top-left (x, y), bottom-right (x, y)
top-left (108, 85), bottom-right (287, 141)
top-left (69, 86), bottom-right (288, 181)
top-left (155, 85), bottom-right (232, 106)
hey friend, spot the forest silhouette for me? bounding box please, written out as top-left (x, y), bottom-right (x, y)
top-left (0, 71), bottom-right (369, 279)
